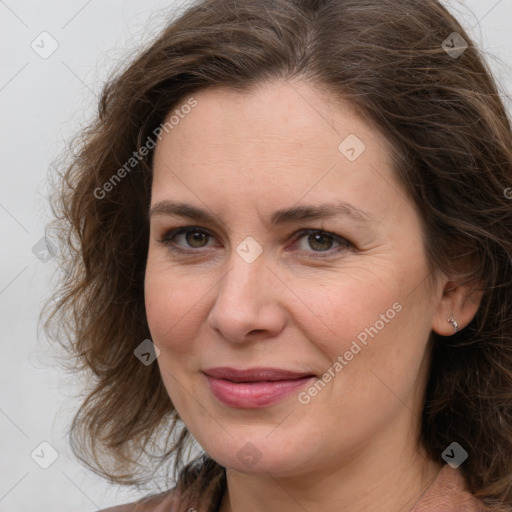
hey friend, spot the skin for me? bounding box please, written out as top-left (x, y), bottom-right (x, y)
top-left (144, 80), bottom-right (482, 512)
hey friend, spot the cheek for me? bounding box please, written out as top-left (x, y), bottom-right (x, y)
top-left (287, 263), bottom-right (431, 404)
top-left (144, 257), bottom-right (208, 355)
top-left (144, 262), bottom-right (206, 404)
top-left (287, 265), bottom-right (405, 354)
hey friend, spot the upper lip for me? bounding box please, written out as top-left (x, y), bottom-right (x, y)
top-left (202, 367), bottom-right (316, 382)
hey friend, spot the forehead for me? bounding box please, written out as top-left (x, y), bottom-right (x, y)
top-left (155, 80), bottom-right (390, 158)
top-left (151, 80), bottom-right (404, 221)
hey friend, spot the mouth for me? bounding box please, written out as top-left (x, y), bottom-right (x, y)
top-left (202, 367), bottom-right (317, 408)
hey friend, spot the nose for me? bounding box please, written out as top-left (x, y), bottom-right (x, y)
top-left (206, 247), bottom-right (287, 344)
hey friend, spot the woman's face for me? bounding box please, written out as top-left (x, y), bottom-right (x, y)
top-left (145, 80), bottom-right (447, 478)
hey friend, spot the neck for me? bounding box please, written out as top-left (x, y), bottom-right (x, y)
top-left (218, 436), bottom-right (442, 512)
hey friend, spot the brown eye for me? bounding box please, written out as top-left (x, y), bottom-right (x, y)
top-left (292, 229), bottom-right (351, 258)
top-left (182, 230), bottom-right (210, 248)
top-left (305, 232), bottom-right (334, 251)
top-left (157, 226), bottom-right (352, 258)
top-left (158, 227), bottom-right (215, 252)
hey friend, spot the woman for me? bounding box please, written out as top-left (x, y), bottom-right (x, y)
top-left (43, 0), bottom-right (512, 510)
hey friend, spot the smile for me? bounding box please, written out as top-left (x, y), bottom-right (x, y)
top-left (202, 367), bottom-right (316, 408)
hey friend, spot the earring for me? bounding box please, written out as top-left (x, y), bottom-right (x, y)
top-left (448, 315), bottom-right (458, 334)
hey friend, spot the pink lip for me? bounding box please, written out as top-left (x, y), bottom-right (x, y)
top-left (202, 367), bottom-right (316, 408)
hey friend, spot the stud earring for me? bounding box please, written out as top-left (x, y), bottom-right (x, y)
top-left (448, 315), bottom-right (458, 334)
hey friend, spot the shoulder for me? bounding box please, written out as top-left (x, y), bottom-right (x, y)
top-left (411, 464), bottom-right (499, 512)
top-left (96, 456), bottom-right (226, 512)
top-left (96, 488), bottom-right (176, 512)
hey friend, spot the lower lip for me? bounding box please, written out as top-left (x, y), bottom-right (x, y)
top-left (205, 375), bottom-right (315, 408)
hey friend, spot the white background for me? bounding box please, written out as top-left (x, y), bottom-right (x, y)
top-left (1, 1), bottom-right (511, 510)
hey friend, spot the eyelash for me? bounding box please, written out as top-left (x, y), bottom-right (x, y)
top-left (156, 226), bottom-right (352, 259)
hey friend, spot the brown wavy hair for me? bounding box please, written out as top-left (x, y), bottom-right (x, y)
top-left (42, 0), bottom-right (512, 510)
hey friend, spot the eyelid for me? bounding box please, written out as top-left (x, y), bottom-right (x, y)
top-left (156, 225), bottom-right (352, 257)
top-left (289, 228), bottom-right (351, 256)
top-left (156, 226), bottom-right (218, 253)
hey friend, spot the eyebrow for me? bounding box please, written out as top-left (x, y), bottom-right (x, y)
top-left (149, 200), bottom-right (372, 228)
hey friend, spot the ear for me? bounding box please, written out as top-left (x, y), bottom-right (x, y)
top-left (431, 276), bottom-right (484, 336)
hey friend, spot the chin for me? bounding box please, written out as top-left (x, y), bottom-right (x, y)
top-left (205, 438), bottom-right (315, 477)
